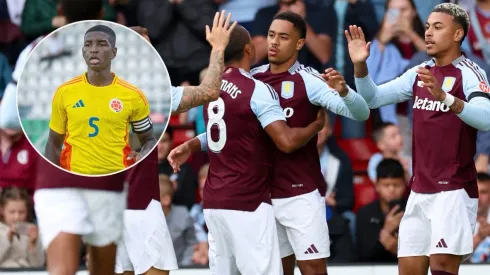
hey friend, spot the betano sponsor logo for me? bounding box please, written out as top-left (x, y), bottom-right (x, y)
top-left (412, 96), bottom-right (450, 112)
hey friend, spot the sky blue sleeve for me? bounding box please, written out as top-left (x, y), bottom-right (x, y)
top-left (0, 83), bottom-right (21, 129)
top-left (354, 65), bottom-right (418, 109)
top-left (367, 153), bottom-right (383, 183)
top-left (197, 133), bottom-right (208, 151)
top-left (172, 86), bottom-right (184, 112)
top-left (457, 65), bottom-right (490, 131)
top-left (299, 69), bottom-right (370, 121)
top-left (250, 81), bottom-right (286, 128)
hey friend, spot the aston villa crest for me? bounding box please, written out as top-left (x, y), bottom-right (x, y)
top-left (441, 77), bottom-right (456, 92)
top-left (281, 81), bottom-right (294, 99)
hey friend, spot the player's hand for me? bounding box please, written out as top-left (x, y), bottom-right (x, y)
top-left (416, 67), bottom-right (446, 101)
top-left (322, 68), bottom-right (349, 97)
top-left (127, 151), bottom-right (141, 164)
top-left (345, 25), bottom-right (371, 64)
top-left (168, 143), bottom-right (192, 173)
top-left (383, 205), bottom-right (404, 234)
top-left (325, 192), bottom-right (336, 207)
top-left (51, 16), bottom-right (67, 28)
top-left (313, 110), bottom-right (326, 132)
top-left (206, 10), bottom-right (238, 51)
top-left (130, 26), bottom-right (150, 43)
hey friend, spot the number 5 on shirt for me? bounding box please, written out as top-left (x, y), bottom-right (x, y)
top-left (207, 98), bottom-right (226, 152)
top-left (88, 117), bottom-right (99, 137)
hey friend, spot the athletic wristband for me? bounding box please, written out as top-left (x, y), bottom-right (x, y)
top-left (442, 93), bottom-right (455, 107)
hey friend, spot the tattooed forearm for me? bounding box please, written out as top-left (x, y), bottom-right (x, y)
top-left (449, 98), bottom-right (465, 114)
top-left (174, 49), bottom-right (225, 114)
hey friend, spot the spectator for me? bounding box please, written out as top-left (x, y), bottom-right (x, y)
top-left (367, 122), bottom-right (411, 183)
top-left (251, 0), bottom-right (337, 70)
top-left (0, 0), bottom-right (27, 67)
top-left (470, 172), bottom-right (490, 263)
top-left (326, 209), bottom-right (357, 262)
top-left (179, 68), bottom-right (207, 135)
top-left (0, 53), bottom-right (12, 99)
top-left (157, 126), bottom-right (198, 209)
top-left (20, 0), bottom-right (116, 43)
top-left (0, 187), bottom-right (44, 267)
top-left (317, 111), bottom-right (356, 237)
top-left (190, 163), bottom-right (210, 266)
top-left (0, 58), bottom-right (38, 196)
top-left (476, 130), bottom-right (490, 173)
top-left (130, 0), bottom-right (216, 86)
top-left (367, 0), bottom-right (425, 125)
top-left (216, 0), bottom-right (276, 31)
top-left (327, 0), bottom-right (379, 138)
top-left (466, 0), bottom-right (490, 64)
top-left (356, 158), bottom-right (407, 262)
top-left (160, 174), bottom-right (199, 267)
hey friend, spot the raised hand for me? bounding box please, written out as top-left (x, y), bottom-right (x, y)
top-left (167, 143), bottom-right (192, 173)
top-left (322, 68), bottom-right (349, 96)
top-left (206, 10), bottom-right (238, 51)
top-left (416, 67), bottom-right (445, 101)
top-left (383, 205), bottom-right (404, 234)
top-left (345, 25), bottom-right (371, 63)
top-left (129, 26), bottom-right (150, 43)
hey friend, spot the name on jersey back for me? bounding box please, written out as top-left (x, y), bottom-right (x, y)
top-left (221, 80), bottom-right (242, 99)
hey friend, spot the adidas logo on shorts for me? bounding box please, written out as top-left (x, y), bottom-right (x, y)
top-left (304, 244), bottom-right (319, 254)
top-left (436, 238), bottom-right (448, 248)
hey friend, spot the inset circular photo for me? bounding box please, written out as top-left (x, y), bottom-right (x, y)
top-left (17, 20), bottom-right (172, 177)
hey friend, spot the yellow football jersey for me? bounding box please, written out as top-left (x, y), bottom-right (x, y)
top-left (49, 73), bottom-right (151, 175)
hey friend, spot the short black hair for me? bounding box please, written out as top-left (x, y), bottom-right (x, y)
top-left (477, 172), bottom-right (490, 183)
top-left (224, 24), bottom-right (250, 64)
top-left (376, 158), bottom-right (405, 181)
top-left (61, 0), bottom-right (103, 23)
top-left (85, 25), bottom-right (116, 47)
top-left (431, 3), bottom-right (470, 45)
top-left (372, 122), bottom-right (396, 143)
top-left (273, 11), bottom-right (307, 39)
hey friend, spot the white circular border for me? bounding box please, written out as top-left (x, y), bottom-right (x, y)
top-left (16, 20), bottom-right (173, 178)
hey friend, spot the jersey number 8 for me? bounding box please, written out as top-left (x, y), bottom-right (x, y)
top-left (207, 98), bottom-right (226, 152)
top-left (88, 117), bottom-right (99, 137)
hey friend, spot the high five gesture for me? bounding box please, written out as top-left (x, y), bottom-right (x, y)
top-left (345, 25), bottom-right (371, 64)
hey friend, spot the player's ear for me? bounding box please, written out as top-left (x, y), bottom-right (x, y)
top-left (296, 38), bottom-right (306, 51)
top-left (454, 28), bottom-right (464, 43)
top-left (111, 47), bottom-right (117, 59)
top-left (244, 44), bottom-right (252, 58)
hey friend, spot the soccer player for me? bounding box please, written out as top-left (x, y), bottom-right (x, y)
top-left (115, 12), bottom-right (237, 275)
top-left (45, 24), bottom-right (156, 175)
top-left (249, 12), bottom-right (369, 275)
top-left (167, 24), bottom-right (328, 275)
top-left (34, 2), bottom-right (236, 275)
top-left (346, 3), bottom-right (490, 275)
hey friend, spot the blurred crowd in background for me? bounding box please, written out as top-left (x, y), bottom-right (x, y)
top-left (0, 0), bottom-right (490, 269)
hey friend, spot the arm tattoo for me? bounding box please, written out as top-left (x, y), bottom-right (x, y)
top-left (174, 49), bottom-right (225, 114)
top-left (449, 98), bottom-right (465, 114)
